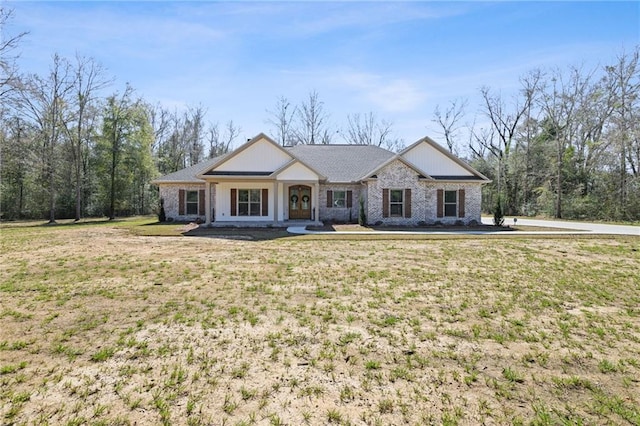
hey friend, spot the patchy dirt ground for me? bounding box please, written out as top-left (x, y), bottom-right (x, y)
top-left (1, 222), bottom-right (639, 425)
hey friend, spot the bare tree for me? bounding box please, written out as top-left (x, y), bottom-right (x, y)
top-left (0, 7), bottom-right (28, 100)
top-left (185, 105), bottom-right (206, 166)
top-left (516, 70), bottom-right (544, 212)
top-left (206, 122), bottom-right (220, 158)
top-left (148, 103), bottom-right (174, 153)
top-left (343, 112), bottom-right (403, 151)
top-left (433, 98), bottom-right (467, 154)
top-left (63, 54), bottom-right (112, 221)
top-left (538, 66), bottom-right (594, 218)
top-left (294, 90), bottom-right (330, 145)
top-left (604, 48), bottom-right (640, 218)
top-left (13, 54), bottom-right (74, 223)
top-left (153, 106), bottom-right (207, 172)
top-left (206, 120), bottom-right (241, 158)
top-left (266, 96), bottom-right (296, 146)
top-left (479, 85), bottom-right (533, 214)
top-left (223, 119), bottom-right (241, 150)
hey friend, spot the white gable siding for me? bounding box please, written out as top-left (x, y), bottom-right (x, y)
top-left (402, 142), bottom-right (473, 176)
top-left (214, 138), bottom-right (292, 172)
top-left (276, 162), bottom-right (319, 181)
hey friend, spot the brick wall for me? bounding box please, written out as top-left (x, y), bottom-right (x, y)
top-left (366, 160), bottom-right (426, 225)
top-left (318, 184), bottom-right (362, 223)
top-left (158, 183), bottom-right (211, 222)
top-left (366, 160), bottom-right (483, 225)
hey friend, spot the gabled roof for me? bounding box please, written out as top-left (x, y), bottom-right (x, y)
top-left (359, 136), bottom-right (490, 182)
top-left (358, 155), bottom-right (432, 181)
top-left (271, 159), bottom-right (327, 181)
top-left (197, 133), bottom-right (292, 177)
top-left (152, 133), bottom-right (489, 185)
top-left (286, 144), bottom-right (393, 183)
top-left (151, 154), bottom-right (229, 184)
top-left (399, 135), bottom-right (490, 181)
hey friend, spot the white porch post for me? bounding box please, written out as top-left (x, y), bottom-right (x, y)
top-left (205, 181), bottom-right (212, 225)
top-left (272, 181), bottom-right (278, 223)
top-left (314, 182), bottom-right (320, 222)
top-left (278, 182), bottom-right (284, 221)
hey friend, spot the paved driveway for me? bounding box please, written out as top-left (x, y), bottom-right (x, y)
top-left (482, 217), bottom-right (639, 236)
top-left (287, 218), bottom-right (639, 236)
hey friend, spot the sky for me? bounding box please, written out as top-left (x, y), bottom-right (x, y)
top-left (4, 1), bottom-right (640, 149)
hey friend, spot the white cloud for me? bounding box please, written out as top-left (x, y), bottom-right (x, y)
top-left (333, 71), bottom-right (428, 113)
top-left (269, 2), bottom-right (474, 39)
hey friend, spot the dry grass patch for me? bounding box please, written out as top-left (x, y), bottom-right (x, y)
top-left (1, 219), bottom-right (639, 424)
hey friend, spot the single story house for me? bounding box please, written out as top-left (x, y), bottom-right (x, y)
top-left (152, 133), bottom-right (490, 226)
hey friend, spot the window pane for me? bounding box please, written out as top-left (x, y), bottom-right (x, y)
top-left (238, 203), bottom-right (249, 216)
top-left (186, 203), bottom-right (198, 215)
top-left (333, 190), bottom-right (346, 207)
top-left (390, 204), bottom-right (403, 216)
top-left (250, 189), bottom-right (261, 202)
top-left (238, 190), bottom-right (249, 202)
top-left (250, 203), bottom-right (260, 216)
top-left (390, 190), bottom-right (403, 202)
top-left (444, 190), bottom-right (457, 203)
top-left (186, 191), bottom-right (198, 202)
top-left (444, 204), bottom-right (457, 217)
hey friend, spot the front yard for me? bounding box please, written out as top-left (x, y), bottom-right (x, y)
top-left (1, 218), bottom-right (639, 424)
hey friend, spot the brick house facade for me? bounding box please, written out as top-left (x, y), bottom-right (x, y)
top-left (152, 133), bottom-right (490, 226)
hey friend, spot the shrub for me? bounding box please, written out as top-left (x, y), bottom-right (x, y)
top-left (493, 196), bottom-right (504, 226)
top-left (158, 198), bottom-right (166, 222)
top-left (358, 196), bottom-right (367, 226)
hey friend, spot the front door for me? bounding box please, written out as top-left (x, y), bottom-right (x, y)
top-left (289, 185), bottom-right (311, 220)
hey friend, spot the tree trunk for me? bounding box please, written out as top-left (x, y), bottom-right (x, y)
top-left (555, 143), bottom-right (562, 219)
top-left (48, 161), bottom-right (56, 223)
top-left (620, 140), bottom-right (627, 219)
top-left (109, 143), bottom-right (116, 220)
top-left (75, 165), bottom-right (82, 221)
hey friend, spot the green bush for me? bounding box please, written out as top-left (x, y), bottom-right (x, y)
top-left (358, 197), bottom-right (367, 226)
top-left (493, 196), bottom-right (504, 226)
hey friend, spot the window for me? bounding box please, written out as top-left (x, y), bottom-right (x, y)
top-left (444, 190), bottom-right (457, 217)
top-left (186, 191), bottom-right (199, 215)
top-left (333, 190), bottom-right (346, 207)
top-left (238, 189), bottom-right (261, 216)
top-left (327, 190), bottom-right (352, 209)
top-left (390, 189), bottom-right (404, 217)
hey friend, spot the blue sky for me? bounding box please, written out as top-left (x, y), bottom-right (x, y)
top-left (6, 1), bottom-right (640, 149)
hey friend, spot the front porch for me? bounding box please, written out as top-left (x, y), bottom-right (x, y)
top-left (205, 180), bottom-right (321, 226)
top-left (207, 219), bottom-right (322, 228)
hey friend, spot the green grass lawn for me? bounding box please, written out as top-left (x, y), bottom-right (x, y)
top-left (1, 218), bottom-right (639, 425)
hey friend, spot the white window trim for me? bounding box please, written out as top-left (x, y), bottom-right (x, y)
top-left (237, 188), bottom-right (262, 217)
top-left (444, 190), bottom-right (457, 217)
top-left (333, 190), bottom-right (346, 208)
top-left (389, 189), bottom-right (404, 217)
top-left (186, 190), bottom-right (199, 215)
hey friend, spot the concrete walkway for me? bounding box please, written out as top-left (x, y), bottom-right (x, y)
top-left (287, 218), bottom-right (639, 236)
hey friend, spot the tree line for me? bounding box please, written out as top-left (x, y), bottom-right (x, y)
top-left (442, 50), bottom-right (639, 221)
top-left (1, 7), bottom-right (638, 222)
top-left (0, 8), bottom-right (405, 222)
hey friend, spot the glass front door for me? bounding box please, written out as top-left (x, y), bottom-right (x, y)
top-left (289, 185), bottom-right (311, 220)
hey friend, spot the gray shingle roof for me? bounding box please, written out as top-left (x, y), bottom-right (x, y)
top-left (286, 144), bottom-right (394, 182)
top-left (153, 145), bottom-right (394, 183)
top-left (151, 154), bottom-right (228, 183)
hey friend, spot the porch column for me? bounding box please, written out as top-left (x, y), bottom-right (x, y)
top-left (277, 182), bottom-right (284, 221)
top-left (205, 181), bottom-right (212, 225)
top-left (314, 181), bottom-right (320, 222)
top-left (272, 181), bottom-right (278, 223)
